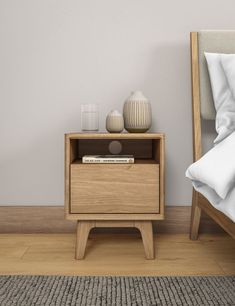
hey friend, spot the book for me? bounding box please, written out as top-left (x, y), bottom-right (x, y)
top-left (82, 155), bottom-right (134, 164)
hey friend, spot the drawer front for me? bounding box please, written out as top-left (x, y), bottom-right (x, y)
top-left (70, 163), bottom-right (159, 214)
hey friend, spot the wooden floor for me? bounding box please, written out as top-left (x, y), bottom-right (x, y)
top-left (0, 233), bottom-right (234, 276)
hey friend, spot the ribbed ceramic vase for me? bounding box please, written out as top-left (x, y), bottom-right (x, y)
top-left (106, 110), bottom-right (124, 133)
top-left (123, 91), bottom-right (152, 133)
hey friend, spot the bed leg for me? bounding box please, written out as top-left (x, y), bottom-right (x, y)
top-left (190, 190), bottom-right (201, 240)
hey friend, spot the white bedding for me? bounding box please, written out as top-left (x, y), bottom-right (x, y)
top-left (204, 53), bottom-right (235, 144)
top-left (186, 131), bottom-right (235, 222)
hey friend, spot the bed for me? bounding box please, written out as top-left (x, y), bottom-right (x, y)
top-left (190, 31), bottom-right (235, 240)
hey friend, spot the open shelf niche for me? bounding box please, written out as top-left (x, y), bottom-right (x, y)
top-left (69, 138), bottom-right (161, 164)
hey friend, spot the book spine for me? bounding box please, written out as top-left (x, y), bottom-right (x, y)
top-left (82, 158), bottom-right (134, 164)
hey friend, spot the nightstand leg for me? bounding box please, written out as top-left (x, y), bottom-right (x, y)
top-left (75, 221), bottom-right (95, 259)
top-left (135, 221), bottom-right (154, 260)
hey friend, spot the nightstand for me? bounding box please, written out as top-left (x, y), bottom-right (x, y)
top-left (65, 133), bottom-right (165, 259)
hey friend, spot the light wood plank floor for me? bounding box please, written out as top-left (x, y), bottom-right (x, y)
top-left (0, 233), bottom-right (234, 276)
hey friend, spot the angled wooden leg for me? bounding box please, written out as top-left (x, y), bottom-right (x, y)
top-left (190, 190), bottom-right (201, 240)
top-left (135, 221), bottom-right (154, 260)
top-left (75, 221), bottom-right (95, 259)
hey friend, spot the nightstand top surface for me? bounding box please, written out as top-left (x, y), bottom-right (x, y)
top-left (65, 132), bottom-right (164, 139)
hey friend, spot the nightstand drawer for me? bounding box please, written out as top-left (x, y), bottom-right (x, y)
top-left (70, 163), bottom-right (159, 214)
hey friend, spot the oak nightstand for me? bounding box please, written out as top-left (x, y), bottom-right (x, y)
top-left (65, 133), bottom-right (165, 259)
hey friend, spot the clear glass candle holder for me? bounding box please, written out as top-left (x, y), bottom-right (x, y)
top-left (81, 104), bottom-right (99, 132)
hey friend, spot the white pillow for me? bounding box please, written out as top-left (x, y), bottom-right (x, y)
top-left (205, 52), bottom-right (235, 144)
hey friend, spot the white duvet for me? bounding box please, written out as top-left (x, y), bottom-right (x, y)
top-left (186, 131), bottom-right (235, 222)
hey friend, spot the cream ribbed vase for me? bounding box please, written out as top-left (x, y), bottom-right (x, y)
top-left (106, 110), bottom-right (124, 133)
top-left (123, 91), bottom-right (152, 133)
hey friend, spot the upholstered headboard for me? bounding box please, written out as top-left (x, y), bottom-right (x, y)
top-left (198, 30), bottom-right (235, 120)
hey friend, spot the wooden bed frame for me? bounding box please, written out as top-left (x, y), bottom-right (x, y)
top-left (190, 32), bottom-right (235, 240)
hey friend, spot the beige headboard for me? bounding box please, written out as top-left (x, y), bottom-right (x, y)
top-left (198, 30), bottom-right (235, 120)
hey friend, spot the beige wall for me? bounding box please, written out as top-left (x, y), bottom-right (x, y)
top-left (0, 0), bottom-right (234, 206)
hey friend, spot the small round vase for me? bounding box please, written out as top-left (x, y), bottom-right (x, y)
top-left (123, 91), bottom-right (152, 133)
top-left (106, 110), bottom-right (124, 133)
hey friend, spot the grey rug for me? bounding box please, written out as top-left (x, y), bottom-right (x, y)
top-left (0, 276), bottom-right (234, 306)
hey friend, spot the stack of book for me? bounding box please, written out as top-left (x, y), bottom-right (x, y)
top-left (82, 155), bottom-right (134, 164)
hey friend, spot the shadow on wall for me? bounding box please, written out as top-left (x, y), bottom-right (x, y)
top-left (143, 40), bottom-right (191, 122)
top-left (141, 40), bottom-right (193, 205)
